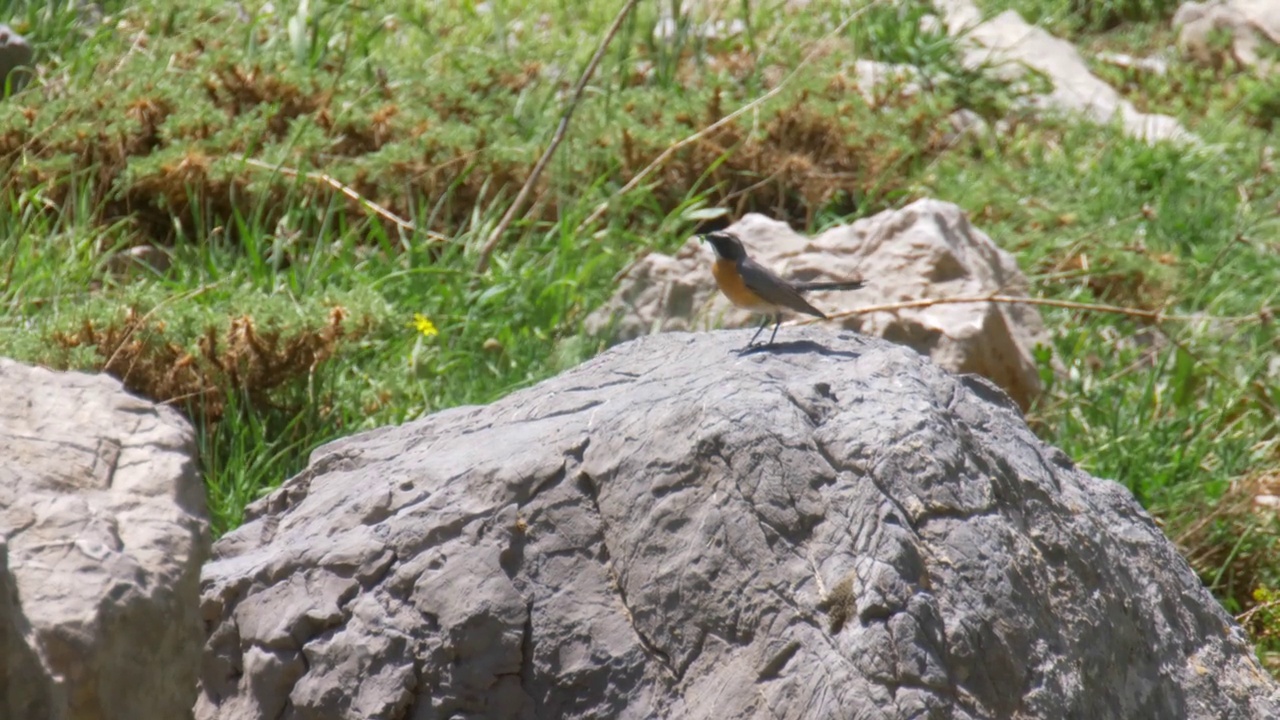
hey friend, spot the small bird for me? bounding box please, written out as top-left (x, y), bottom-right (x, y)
top-left (702, 230), bottom-right (863, 348)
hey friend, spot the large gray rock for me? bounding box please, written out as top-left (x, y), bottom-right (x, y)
top-left (0, 358), bottom-right (209, 720)
top-left (197, 329), bottom-right (1278, 718)
top-left (0, 535), bottom-right (58, 718)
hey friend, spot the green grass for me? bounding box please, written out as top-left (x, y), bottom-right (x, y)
top-left (980, 0), bottom-right (1181, 35)
top-left (1, 0), bottom-right (1277, 669)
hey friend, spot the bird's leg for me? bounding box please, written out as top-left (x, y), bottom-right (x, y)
top-left (747, 315), bottom-right (770, 346)
top-left (765, 314), bottom-right (781, 345)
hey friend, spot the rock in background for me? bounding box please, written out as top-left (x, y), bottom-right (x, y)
top-left (932, 0), bottom-right (1196, 144)
top-left (586, 199), bottom-right (1049, 411)
top-left (197, 329), bottom-right (1280, 719)
top-left (0, 358), bottom-right (209, 720)
top-left (1174, 0), bottom-right (1280, 74)
top-left (0, 24), bottom-right (32, 97)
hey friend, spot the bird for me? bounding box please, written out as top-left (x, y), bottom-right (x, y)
top-left (702, 230), bottom-right (863, 348)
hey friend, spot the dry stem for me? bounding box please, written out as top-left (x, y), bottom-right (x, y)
top-left (801, 294), bottom-right (1260, 326)
top-left (475, 0), bottom-right (642, 273)
top-left (243, 158), bottom-right (441, 241)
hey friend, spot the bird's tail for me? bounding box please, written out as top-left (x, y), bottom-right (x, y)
top-left (794, 280), bottom-right (864, 292)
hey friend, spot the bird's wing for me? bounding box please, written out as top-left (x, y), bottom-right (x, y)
top-left (737, 259), bottom-right (826, 318)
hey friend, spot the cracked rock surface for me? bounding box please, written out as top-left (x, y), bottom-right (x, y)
top-left (0, 357), bottom-right (209, 720)
top-left (197, 329), bottom-right (1279, 719)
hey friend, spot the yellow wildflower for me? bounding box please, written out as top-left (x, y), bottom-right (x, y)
top-left (413, 313), bottom-right (438, 338)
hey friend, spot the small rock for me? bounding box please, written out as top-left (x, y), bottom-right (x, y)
top-left (1174, 0), bottom-right (1280, 75)
top-left (106, 244), bottom-right (173, 277)
top-left (1096, 51), bottom-right (1172, 75)
top-left (0, 24), bottom-right (33, 97)
top-left (849, 59), bottom-right (921, 101)
top-left (944, 108), bottom-right (991, 146)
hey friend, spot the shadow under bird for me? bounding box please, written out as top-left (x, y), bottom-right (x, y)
top-left (702, 230), bottom-right (864, 348)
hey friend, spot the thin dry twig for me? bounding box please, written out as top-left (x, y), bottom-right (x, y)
top-left (243, 158), bottom-right (445, 242)
top-left (573, 3), bottom-right (878, 236)
top-left (1237, 598), bottom-right (1280, 627)
top-left (474, 0), bottom-right (642, 274)
top-left (802, 294), bottom-right (1262, 325)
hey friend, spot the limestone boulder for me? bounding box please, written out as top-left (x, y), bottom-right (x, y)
top-left (0, 535), bottom-right (57, 719)
top-left (586, 199), bottom-right (1049, 410)
top-left (197, 329), bottom-right (1279, 719)
top-left (0, 358), bottom-right (209, 720)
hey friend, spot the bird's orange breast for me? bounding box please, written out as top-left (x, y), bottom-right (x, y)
top-left (713, 259), bottom-right (774, 311)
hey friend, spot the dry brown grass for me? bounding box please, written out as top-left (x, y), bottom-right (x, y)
top-left (50, 305), bottom-right (368, 422)
top-left (615, 88), bottom-right (946, 228)
top-left (1, 38), bottom-right (953, 250)
top-left (1169, 470), bottom-right (1280, 623)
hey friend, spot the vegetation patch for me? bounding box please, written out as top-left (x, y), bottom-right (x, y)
top-left (1170, 470), bottom-right (1280, 671)
top-left (49, 305), bottom-right (365, 423)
